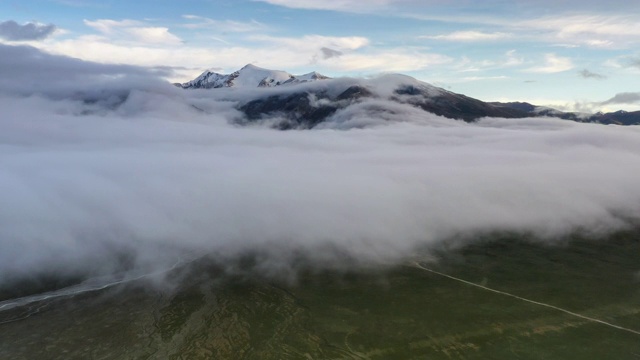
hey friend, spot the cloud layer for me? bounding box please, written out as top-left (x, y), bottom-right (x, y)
top-left (2, 44), bottom-right (640, 287)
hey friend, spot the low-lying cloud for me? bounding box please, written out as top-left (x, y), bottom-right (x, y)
top-left (1, 44), bottom-right (640, 287)
top-left (0, 44), bottom-right (173, 100)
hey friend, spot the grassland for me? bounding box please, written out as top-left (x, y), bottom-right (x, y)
top-left (1, 231), bottom-right (639, 359)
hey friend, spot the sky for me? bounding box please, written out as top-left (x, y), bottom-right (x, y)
top-left (1, 0), bottom-right (639, 112)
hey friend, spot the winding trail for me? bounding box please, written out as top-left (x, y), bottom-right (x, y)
top-left (412, 261), bottom-right (640, 337)
top-left (0, 256), bottom-right (194, 324)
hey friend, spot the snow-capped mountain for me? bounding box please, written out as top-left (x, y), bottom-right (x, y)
top-left (179, 64), bottom-right (329, 89)
top-left (178, 65), bottom-right (640, 127)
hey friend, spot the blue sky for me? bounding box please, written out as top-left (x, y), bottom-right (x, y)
top-left (1, 0), bottom-right (640, 112)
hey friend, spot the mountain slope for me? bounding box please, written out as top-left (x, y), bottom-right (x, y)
top-left (236, 75), bottom-right (532, 129)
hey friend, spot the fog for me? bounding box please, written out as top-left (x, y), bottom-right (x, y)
top-left (2, 44), bottom-right (640, 286)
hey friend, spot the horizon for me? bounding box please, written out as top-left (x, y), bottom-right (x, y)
top-left (1, 0), bottom-right (639, 113)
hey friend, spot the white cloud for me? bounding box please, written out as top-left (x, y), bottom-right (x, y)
top-left (422, 31), bottom-right (512, 42)
top-left (84, 19), bottom-right (183, 45)
top-left (249, 34), bottom-right (370, 51)
top-left (460, 75), bottom-right (508, 82)
top-left (452, 50), bottom-right (524, 74)
top-left (83, 19), bottom-right (139, 34)
top-left (182, 15), bottom-right (268, 33)
top-left (324, 50), bottom-right (452, 72)
top-left (408, 11), bottom-right (640, 49)
top-left (126, 27), bottom-right (183, 45)
top-left (2, 44), bottom-right (640, 287)
top-left (491, 96), bottom-right (640, 114)
top-left (526, 53), bottom-right (573, 73)
top-left (503, 50), bottom-right (524, 67)
top-left (244, 35), bottom-right (450, 72)
top-left (2, 51), bottom-right (640, 284)
top-left (252, 0), bottom-right (394, 11)
top-left (25, 31), bottom-right (449, 81)
top-left (257, 0), bottom-right (640, 13)
top-left (520, 14), bottom-right (640, 49)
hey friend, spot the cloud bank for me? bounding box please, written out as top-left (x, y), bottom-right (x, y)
top-left (1, 44), bottom-right (640, 287)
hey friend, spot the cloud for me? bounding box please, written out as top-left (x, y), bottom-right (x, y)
top-left (421, 31), bottom-right (512, 42)
top-left (519, 14), bottom-right (640, 49)
top-left (250, 34), bottom-right (369, 51)
top-left (256, 0), bottom-right (640, 12)
top-left (453, 50), bottom-right (524, 74)
top-left (127, 27), bottom-right (183, 45)
top-left (0, 20), bottom-right (57, 41)
top-left (627, 57), bottom-right (640, 69)
top-left (320, 47), bottom-right (343, 59)
top-left (84, 19), bottom-right (183, 45)
top-left (503, 50), bottom-right (524, 66)
top-left (252, 0), bottom-right (394, 11)
top-left (24, 32), bottom-right (389, 81)
top-left (0, 44), bottom-right (172, 98)
top-left (245, 35), bottom-right (449, 72)
top-left (461, 76), bottom-right (508, 82)
top-left (83, 19), bottom-right (138, 34)
top-left (7, 21), bottom-right (452, 82)
top-left (579, 69), bottom-right (606, 80)
top-left (182, 15), bottom-right (268, 33)
top-left (408, 12), bottom-right (640, 49)
top-left (603, 55), bottom-right (640, 72)
top-left (1, 43), bottom-right (640, 288)
top-left (600, 92), bottom-right (640, 105)
top-left (526, 53), bottom-right (573, 73)
top-left (323, 50), bottom-right (452, 72)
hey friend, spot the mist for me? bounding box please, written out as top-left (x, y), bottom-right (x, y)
top-left (2, 44), bottom-right (640, 286)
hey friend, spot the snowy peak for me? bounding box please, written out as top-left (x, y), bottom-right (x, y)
top-left (180, 64), bottom-right (329, 89)
top-left (287, 71), bottom-right (330, 83)
top-left (232, 64), bottom-right (293, 88)
top-left (176, 68), bottom-right (229, 89)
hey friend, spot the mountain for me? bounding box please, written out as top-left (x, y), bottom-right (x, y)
top-left (179, 65), bottom-right (640, 128)
top-left (236, 75), bottom-right (533, 129)
top-left (179, 64), bottom-right (329, 89)
top-left (491, 102), bottom-right (640, 126)
top-left (240, 83), bottom-right (531, 129)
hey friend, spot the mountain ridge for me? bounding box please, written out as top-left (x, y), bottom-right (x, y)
top-left (179, 65), bottom-right (640, 127)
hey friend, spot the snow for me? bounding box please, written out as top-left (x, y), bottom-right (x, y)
top-left (294, 72), bottom-right (329, 82)
top-left (180, 64), bottom-right (330, 89)
top-left (234, 64), bottom-right (293, 87)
